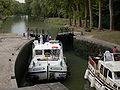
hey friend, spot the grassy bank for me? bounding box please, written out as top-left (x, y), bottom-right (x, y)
top-left (85, 30), bottom-right (120, 45)
top-left (47, 18), bottom-right (120, 45)
top-left (47, 18), bottom-right (69, 26)
top-left (0, 20), bottom-right (3, 27)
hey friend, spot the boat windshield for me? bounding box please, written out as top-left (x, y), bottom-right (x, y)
top-left (44, 49), bottom-right (60, 59)
top-left (114, 72), bottom-right (120, 79)
top-left (35, 50), bottom-right (42, 55)
top-left (44, 50), bottom-right (51, 57)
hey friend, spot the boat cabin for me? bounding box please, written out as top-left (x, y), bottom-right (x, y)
top-left (32, 40), bottom-right (63, 61)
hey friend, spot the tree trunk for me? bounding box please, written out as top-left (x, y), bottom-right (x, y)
top-left (98, 0), bottom-right (102, 30)
top-left (109, 0), bottom-right (114, 30)
top-left (77, 4), bottom-right (82, 27)
top-left (88, 0), bottom-right (93, 29)
top-left (84, 0), bottom-right (88, 28)
top-left (78, 17), bottom-right (82, 27)
top-left (69, 18), bottom-right (72, 26)
top-left (74, 19), bottom-right (77, 26)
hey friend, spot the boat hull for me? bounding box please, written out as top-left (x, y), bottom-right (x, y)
top-left (28, 71), bottom-right (67, 81)
top-left (85, 69), bottom-right (114, 90)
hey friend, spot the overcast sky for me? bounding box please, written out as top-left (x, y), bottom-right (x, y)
top-left (16, 0), bottom-right (25, 3)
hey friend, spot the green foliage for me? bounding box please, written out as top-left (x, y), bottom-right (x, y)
top-left (0, 0), bottom-right (120, 30)
top-left (12, 1), bottom-right (25, 15)
top-left (0, 0), bottom-right (13, 16)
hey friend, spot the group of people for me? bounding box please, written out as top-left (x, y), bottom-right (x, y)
top-left (105, 46), bottom-right (119, 61)
top-left (92, 46), bottom-right (119, 61)
top-left (26, 28), bottom-right (52, 42)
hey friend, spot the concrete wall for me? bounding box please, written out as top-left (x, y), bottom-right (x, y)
top-left (74, 39), bottom-right (112, 59)
top-left (56, 33), bottom-right (74, 51)
top-left (15, 40), bottom-right (33, 87)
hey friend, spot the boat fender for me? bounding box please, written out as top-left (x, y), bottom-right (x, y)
top-left (90, 77), bottom-right (95, 87)
top-left (84, 69), bottom-right (89, 79)
top-left (100, 86), bottom-right (105, 90)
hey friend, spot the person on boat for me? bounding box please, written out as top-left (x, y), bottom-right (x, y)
top-left (42, 34), bottom-right (46, 43)
top-left (46, 35), bottom-right (49, 42)
top-left (113, 46), bottom-right (118, 53)
top-left (27, 28), bottom-right (30, 39)
top-left (104, 51), bottom-right (113, 61)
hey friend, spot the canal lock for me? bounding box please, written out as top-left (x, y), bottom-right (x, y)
top-left (14, 32), bottom-right (112, 89)
top-left (15, 32), bottom-right (74, 87)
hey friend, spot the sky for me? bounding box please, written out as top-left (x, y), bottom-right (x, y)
top-left (16, 0), bottom-right (25, 3)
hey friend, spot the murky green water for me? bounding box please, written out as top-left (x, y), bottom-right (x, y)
top-left (0, 16), bottom-right (95, 90)
top-left (63, 51), bottom-right (95, 90)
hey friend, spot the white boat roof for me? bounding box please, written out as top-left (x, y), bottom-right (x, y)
top-left (34, 41), bottom-right (61, 50)
top-left (100, 61), bottom-right (120, 72)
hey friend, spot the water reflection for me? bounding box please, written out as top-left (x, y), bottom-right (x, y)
top-left (0, 16), bottom-right (27, 34)
top-left (11, 21), bottom-right (26, 34)
top-left (0, 16), bottom-right (59, 38)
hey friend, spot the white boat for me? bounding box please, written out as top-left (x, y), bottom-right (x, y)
top-left (84, 51), bottom-right (120, 90)
top-left (28, 35), bottom-right (67, 81)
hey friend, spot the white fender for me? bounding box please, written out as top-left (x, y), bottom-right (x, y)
top-left (90, 77), bottom-right (95, 87)
top-left (101, 86), bottom-right (105, 90)
top-left (84, 69), bottom-right (89, 79)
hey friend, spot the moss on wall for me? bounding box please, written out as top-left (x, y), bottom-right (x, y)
top-left (74, 39), bottom-right (112, 59)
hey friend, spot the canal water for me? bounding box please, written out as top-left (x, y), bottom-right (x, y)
top-left (0, 16), bottom-right (95, 90)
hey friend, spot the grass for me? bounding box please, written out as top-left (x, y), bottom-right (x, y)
top-left (47, 18), bottom-right (120, 45)
top-left (0, 20), bottom-right (3, 27)
top-left (47, 18), bottom-right (69, 26)
top-left (85, 29), bottom-right (120, 45)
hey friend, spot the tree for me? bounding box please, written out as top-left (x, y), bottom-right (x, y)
top-left (12, 1), bottom-right (25, 15)
top-left (109, 0), bottom-right (114, 30)
top-left (76, 0), bottom-right (84, 27)
top-left (98, 0), bottom-right (102, 30)
top-left (0, 0), bottom-right (13, 16)
top-left (88, 0), bottom-right (93, 29)
top-left (84, 0), bottom-right (88, 28)
top-left (25, 0), bottom-right (33, 16)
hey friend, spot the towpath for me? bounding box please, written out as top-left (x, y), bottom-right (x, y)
top-left (74, 32), bottom-right (120, 51)
top-left (3, 82), bottom-right (68, 90)
top-left (0, 34), bottom-right (29, 89)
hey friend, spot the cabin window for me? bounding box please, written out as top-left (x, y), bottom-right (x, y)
top-left (52, 49), bottom-right (60, 56)
top-left (44, 50), bottom-right (51, 57)
top-left (35, 50), bottom-right (42, 55)
top-left (114, 54), bottom-right (120, 61)
top-left (104, 68), bottom-right (108, 78)
top-left (108, 70), bottom-right (112, 79)
top-left (100, 65), bottom-right (104, 75)
top-left (114, 72), bottom-right (120, 79)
